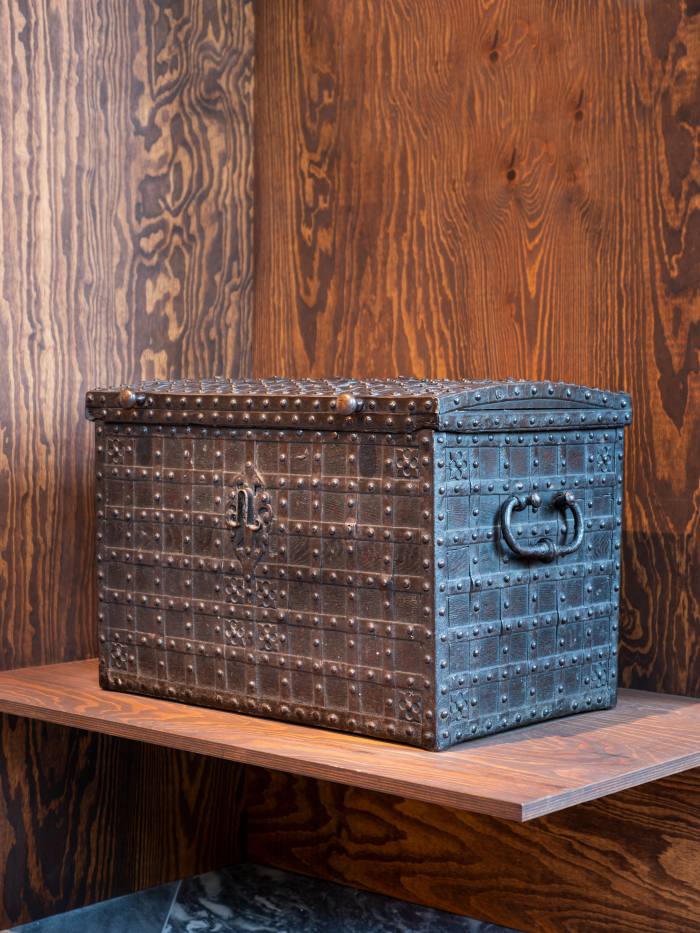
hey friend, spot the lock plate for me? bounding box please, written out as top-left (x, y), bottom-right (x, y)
top-left (226, 467), bottom-right (273, 565)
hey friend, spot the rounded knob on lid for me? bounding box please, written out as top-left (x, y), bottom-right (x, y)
top-left (117, 387), bottom-right (146, 408)
top-left (336, 392), bottom-right (363, 416)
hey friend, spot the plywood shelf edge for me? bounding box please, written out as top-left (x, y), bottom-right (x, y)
top-left (0, 659), bottom-right (698, 822)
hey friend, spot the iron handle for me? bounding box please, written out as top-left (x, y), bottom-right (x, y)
top-left (500, 490), bottom-right (584, 562)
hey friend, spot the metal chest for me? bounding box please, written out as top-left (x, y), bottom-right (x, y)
top-left (85, 378), bottom-right (632, 750)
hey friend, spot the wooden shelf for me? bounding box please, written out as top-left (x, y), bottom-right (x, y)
top-left (0, 659), bottom-right (698, 821)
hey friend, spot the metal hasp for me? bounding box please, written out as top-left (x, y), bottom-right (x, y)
top-left (86, 377), bottom-right (632, 750)
top-left (228, 485), bottom-right (262, 531)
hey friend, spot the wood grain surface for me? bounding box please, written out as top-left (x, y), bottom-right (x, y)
top-left (0, 716), bottom-right (243, 924)
top-left (0, 0), bottom-right (697, 925)
top-left (0, 0), bottom-right (253, 670)
top-left (245, 766), bottom-right (700, 933)
top-left (0, 660), bottom-right (698, 823)
top-left (0, 0), bottom-right (253, 924)
top-left (254, 0), bottom-right (700, 697)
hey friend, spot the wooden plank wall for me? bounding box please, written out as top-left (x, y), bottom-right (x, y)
top-left (0, 0), bottom-right (697, 926)
top-left (250, 2), bottom-right (700, 928)
top-left (254, 0), bottom-right (700, 698)
top-left (0, 0), bottom-right (253, 925)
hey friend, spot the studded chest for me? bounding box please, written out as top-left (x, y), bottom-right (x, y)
top-left (86, 378), bottom-right (632, 750)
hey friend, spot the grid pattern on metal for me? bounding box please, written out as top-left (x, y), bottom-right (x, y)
top-left (432, 427), bottom-right (624, 748)
top-left (97, 424), bottom-right (437, 747)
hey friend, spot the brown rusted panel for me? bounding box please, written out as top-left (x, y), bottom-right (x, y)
top-left (95, 419), bottom-right (434, 746)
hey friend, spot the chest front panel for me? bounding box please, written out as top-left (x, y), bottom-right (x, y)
top-left (96, 424), bottom-right (437, 747)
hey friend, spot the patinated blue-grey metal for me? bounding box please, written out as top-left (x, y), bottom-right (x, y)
top-left (86, 378), bottom-right (632, 750)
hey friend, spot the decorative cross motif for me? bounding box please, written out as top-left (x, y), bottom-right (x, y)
top-left (448, 449), bottom-right (468, 480)
top-left (224, 577), bottom-right (247, 605)
top-left (111, 640), bottom-right (128, 669)
top-left (224, 621), bottom-right (248, 647)
top-left (396, 448), bottom-right (420, 478)
top-left (596, 446), bottom-right (611, 471)
top-left (256, 580), bottom-right (276, 608)
top-left (398, 690), bottom-right (422, 722)
top-left (105, 437), bottom-right (124, 463)
top-left (257, 623), bottom-right (279, 651)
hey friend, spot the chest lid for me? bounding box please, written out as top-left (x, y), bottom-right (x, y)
top-left (85, 377), bottom-right (632, 432)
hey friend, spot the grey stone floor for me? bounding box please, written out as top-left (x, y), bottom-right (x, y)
top-left (13, 863), bottom-right (520, 932)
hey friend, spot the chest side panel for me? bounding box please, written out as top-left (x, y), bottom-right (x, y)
top-left (435, 427), bottom-right (625, 748)
top-left (95, 424), bottom-right (436, 747)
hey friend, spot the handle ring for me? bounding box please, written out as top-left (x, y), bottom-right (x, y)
top-left (500, 490), bottom-right (583, 562)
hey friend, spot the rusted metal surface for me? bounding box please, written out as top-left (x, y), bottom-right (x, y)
top-left (86, 378), bottom-right (632, 432)
top-left (87, 378), bottom-right (631, 749)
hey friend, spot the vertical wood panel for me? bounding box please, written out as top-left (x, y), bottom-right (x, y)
top-left (0, 0), bottom-right (253, 924)
top-left (0, 718), bottom-right (243, 924)
top-left (254, 0), bottom-right (700, 696)
top-left (245, 766), bottom-right (700, 933)
top-left (0, 0), bottom-right (254, 670)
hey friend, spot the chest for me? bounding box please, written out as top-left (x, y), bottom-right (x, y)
top-left (87, 378), bottom-right (631, 749)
